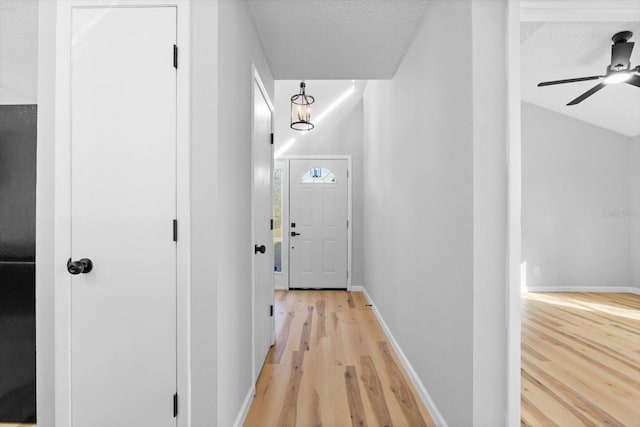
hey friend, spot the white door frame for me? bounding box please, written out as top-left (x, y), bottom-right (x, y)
top-left (53, 2), bottom-right (191, 426)
top-left (506, 2), bottom-right (640, 425)
top-left (279, 155), bottom-right (353, 291)
top-left (250, 65), bottom-right (275, 384)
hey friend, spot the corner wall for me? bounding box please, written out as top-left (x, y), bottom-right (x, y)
top-left (216, 1), bottom-right (274, 425)
top-left (522, 102), bottom-right (633, 290)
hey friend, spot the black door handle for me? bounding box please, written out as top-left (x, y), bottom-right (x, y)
top-left (67, 258), bottom-right (93, 275)
top-left (291, 232), bottom-right (300, 237)
top-left (254, 244), bottom-right (266, 254)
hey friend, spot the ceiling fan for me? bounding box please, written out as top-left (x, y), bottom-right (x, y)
top-left (538, 31), bottom-right (640, 106)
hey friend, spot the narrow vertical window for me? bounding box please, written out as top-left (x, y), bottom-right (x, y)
top-left (273, 168), bottom-right (283, 272)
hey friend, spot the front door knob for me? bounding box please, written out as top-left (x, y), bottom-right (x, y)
top-left (291, 232), bottom-right (300, 237)
top-left (67, 258), bottom-right (93, 275)
top-left (254, 244), bottom-right (266, 254)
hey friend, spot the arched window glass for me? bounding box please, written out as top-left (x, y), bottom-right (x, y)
top-left (301, 166), bottom-right (336, 184)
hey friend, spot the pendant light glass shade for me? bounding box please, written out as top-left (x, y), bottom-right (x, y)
top-left (290, 81), bottom-right (315, 131)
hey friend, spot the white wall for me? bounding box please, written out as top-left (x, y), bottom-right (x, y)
top-left (216, 0), bottom-right (274, 425)
top-left (630, 136), bottom-right (640, 288)
top-left (36, 1), bottom-right (55, 424)
top-left (274, 80), bottom-right (365, 287)
top-left (0, 0), bottom-right (38, 104)
top-left (522, 102), bottom-right (633, 290)
top-left (190, 0), bottom-right (219, 424)
top-left (362, 1), bottom-right (508, 425)
top-left (470, 1), bottom-right (508, 423)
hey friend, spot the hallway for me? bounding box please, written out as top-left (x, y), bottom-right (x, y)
top-left (244, 290), bottom-right (435, 427)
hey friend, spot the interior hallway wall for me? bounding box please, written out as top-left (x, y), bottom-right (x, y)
top-left (365, 1), bottom-right (475, 424)
top-left (631, 136), bottom-right (640, 288)
top-left (363, 1), bottom-right (508, 425)
top-left (190, 0), bottom-right (219, 424)
top-left (522, 102), bottom-right (633, 290)
top-left (216, 0), bottom-right (274, 425)
top-left (35, 1), bottom-right (54, 424)
top-left (274, 80), bottom-right (365, 287)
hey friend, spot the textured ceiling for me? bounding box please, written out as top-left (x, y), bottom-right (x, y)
top-left (247, 0), bottom-right (427, 79)
top-left (522, 22), bottom-right (640, 137)
top-left (0, 0), bottom-right (38, 104)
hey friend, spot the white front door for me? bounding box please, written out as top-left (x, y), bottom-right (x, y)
top-left (70, 7), bottom-right (177, 426)
top-left (289, 159), bottom-right (348, 289)
top-left (252, 77), bottom-right (274, 383)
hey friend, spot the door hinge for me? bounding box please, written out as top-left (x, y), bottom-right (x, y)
top-left (347, 169), bottom-right (349, 178)
top-left (173, 45), bottom-right (178, 69)
top-left (173, 393), bottom-right (178, 417)
top-left (347, 220), bottom-right (349, 228)
top-left (270, 133), bottom-right (274, 145)
top-left (270, 305), bottom-right (274, 317)
top-left (270, 219), bottom-right (274, 230)
top-left (173, 219), bottom-right (178, 242)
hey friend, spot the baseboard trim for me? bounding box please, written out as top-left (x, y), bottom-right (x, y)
top-left (354, 287), bottom-right (448, 427)
top-left (525, 286), bottom-right (640, 295)
top-left (232, 384), bottom-right (255, 427)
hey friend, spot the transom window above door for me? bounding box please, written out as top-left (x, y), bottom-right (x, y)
top-left (301, 166), bottom-right (336, 184)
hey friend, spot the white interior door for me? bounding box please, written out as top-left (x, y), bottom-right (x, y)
top-left (289, 159), bottom-right (348, 289)
top-left (252, 78), bottom-right (274, 383)
top-left (70, 7), bottom-right (177, 426)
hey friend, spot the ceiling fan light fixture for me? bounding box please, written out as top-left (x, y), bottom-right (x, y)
top-left (604, 72), bottom-right (632, 85)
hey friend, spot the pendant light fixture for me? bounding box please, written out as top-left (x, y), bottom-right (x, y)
top-left (290, 81), bottom-right (315, 131)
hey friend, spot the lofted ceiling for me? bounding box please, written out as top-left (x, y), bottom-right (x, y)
top-left (522, 22), bottom-right (640, 137)
top-left (247, 0), bottom-right (427, 80)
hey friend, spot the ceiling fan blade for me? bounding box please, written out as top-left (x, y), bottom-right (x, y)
top-left (567, 83), bottom-right (606, 106)
top-left (611, 41), bottom-right (634, 69)
top-left (627, 74), bottom-right (640, 87)
top-left (538, 75), bottom-right (602, 87)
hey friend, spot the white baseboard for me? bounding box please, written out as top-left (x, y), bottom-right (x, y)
top-left (232, 384), bottom-right (255, 427)
top-left (354, 287), bottom-right (448, 427)
top-left (525, 286), bottom-right (640, 295)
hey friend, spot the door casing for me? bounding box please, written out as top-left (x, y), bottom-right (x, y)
top-left (52, 2), bottom-right (191, 426)
top-left (277, 156), bottom-right (353, 291)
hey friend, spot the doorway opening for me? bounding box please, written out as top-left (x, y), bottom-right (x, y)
top-left (512, 2), bottom-right (640, 425)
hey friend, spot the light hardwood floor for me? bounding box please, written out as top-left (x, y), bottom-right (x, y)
top-left (522, 292), bottom-right (640, 426)
top-left (244, 290), bottom-right (435, 427)
top-left (0, 424), bottom-right (34, 426)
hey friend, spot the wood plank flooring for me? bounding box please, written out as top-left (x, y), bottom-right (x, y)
top-left (244, 290), bottom-right (435, 427)
top-left (0, 424), bottom-right (35, 427)
top-left (521, 292), bottom-right (640, 426)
